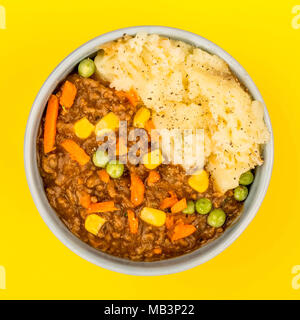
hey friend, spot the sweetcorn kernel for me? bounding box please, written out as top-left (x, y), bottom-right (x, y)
top-left (85, 214), bottom-right (106, 235)
top-left (133, 107), bottom-right (151, 128)
top-left (188, 170), bottom-right (209, 193)
top-left (95, 112), bottom-right (119, 136)
top-left (140, 207), bottom-right (166, 227)
top-left (74, 117), bottom-right (95, 139)
top-left (142, 149), bottom-right (163, 170)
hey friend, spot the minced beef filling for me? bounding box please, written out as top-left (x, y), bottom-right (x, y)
top-left (37, 74), bottom-right (242, 261)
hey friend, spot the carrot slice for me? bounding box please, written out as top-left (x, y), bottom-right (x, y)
top-left (79, 191), bottom-right (91, 209)
top-left (145, 119), bottom-right (160, 142)
top-left (160, 191), bottom-right (178, 210)
top-left (115, 88), bottom-right (139, 107)
top-left (144, 119), bottom-right (155, 133)
top-left (60, 80), bottom-right (77, 108)
top-left (125, 88), bottom-right (139, 107)
top-left (116, 137), bottom-right (128, 156)
top-left (171, 224), bottom-right (196, 241)
top-left (171, 198), bottom-right (187, 213)
top-left (130, 173), bottom-right (145, 207)
top-left (61, 139), bottom-right (90, 165)
top-left (147, 170), bottom-right (160, 186)
top-left (97, 169), bottom-right (110, 183)
top-left (44, 95), bottom-right (59, 154)
top-left (153, 248), bottom-right (162, 254)
top-left (165, 215), bottom-right (174, 230)
top-left (127, 210), bottom-right (139, 234)
top-left (87, 201), bottom-right (118, 213)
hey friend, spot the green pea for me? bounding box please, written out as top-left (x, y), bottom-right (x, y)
top-left (234, 186), bottom-right (248, 201)
top-left (195, 198), bottom-right (212, 215)
top-left (239, 171), bottom-right (254, 186)
top-left (182, 200), bottom-right (195, 214)
top-left (207, 208), bottom-right (226, 228)
top-left (78, 58), bottom-right (95, 78)
top-left (106, 160), bottom-right (124, 179)
top-left (92, 149), bottom-right (109, 168)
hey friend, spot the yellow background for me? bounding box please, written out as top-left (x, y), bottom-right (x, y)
top-left (0, 0), bottom-right (299, 299)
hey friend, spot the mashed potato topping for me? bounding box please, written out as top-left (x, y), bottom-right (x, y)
top-left (95, 33), bottom-right (270, 193)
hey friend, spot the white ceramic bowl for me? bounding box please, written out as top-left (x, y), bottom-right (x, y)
top-left (24, 26), bottom-right (274, 276)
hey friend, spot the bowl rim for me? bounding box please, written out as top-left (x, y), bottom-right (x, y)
top-left (24, 25), bottom-right (274, 276)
